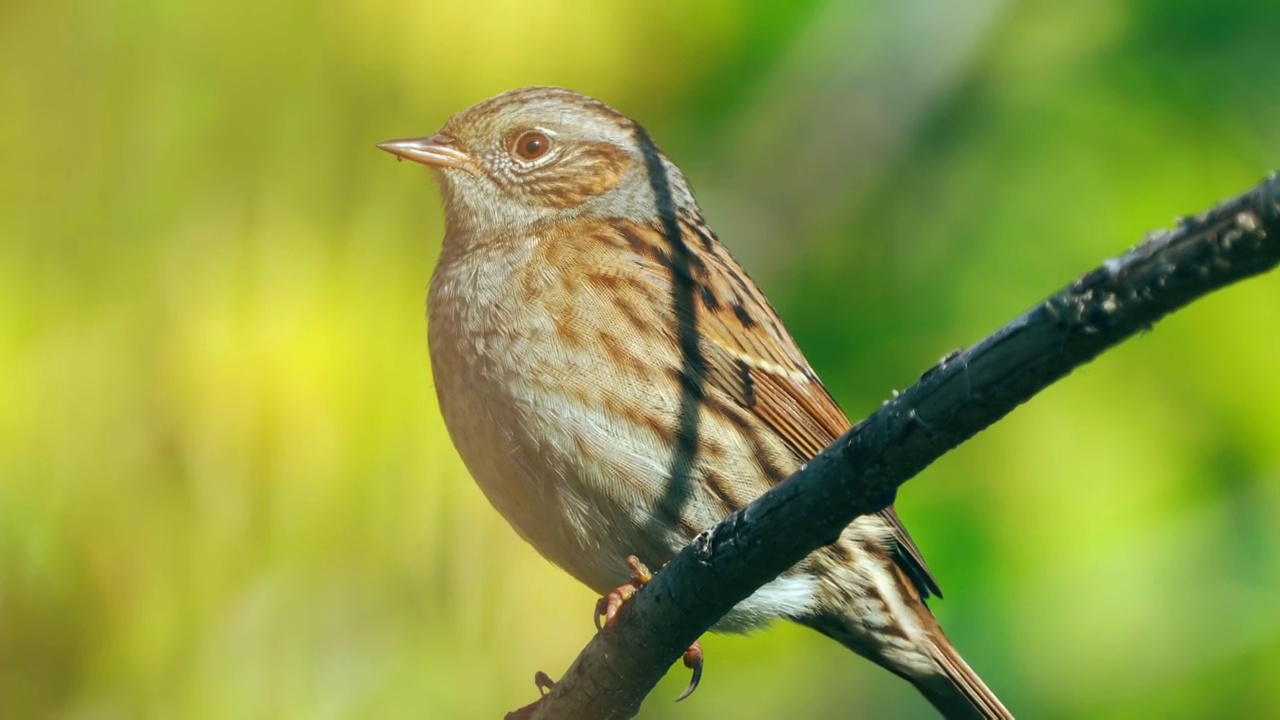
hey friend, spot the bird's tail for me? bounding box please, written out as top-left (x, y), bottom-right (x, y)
top-left (805, 607), bottom-right (1012, 720)
top-left (910, 621), bottom-right (1013, 720)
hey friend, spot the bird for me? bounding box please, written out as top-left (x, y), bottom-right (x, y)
top-left (378, 86), bottom-right (1011, 719)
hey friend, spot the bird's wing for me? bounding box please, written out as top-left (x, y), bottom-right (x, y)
top-left (674, 217), bottom-right (943, 600)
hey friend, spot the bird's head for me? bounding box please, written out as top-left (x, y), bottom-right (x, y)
top-left (378, 86), bottom-right (698, 238)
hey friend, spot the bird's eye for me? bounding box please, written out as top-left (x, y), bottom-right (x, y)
top-left (514, 131), bottom-right (551, 161)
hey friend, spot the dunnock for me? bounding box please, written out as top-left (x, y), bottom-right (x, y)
top-left (379, 86), bottom-right (1010, 719)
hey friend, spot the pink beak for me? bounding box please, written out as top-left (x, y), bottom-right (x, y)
top-left (376, 133), bottom-right (472, 169)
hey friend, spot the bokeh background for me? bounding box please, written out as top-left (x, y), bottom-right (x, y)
top-left (4, 0), bottom-right (1280, 717)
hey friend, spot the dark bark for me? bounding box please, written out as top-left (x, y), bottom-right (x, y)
top-left (517, 173), bottom-right (1280, 720)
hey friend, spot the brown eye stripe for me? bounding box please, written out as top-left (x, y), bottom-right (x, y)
top-left (505, 141), bottom-right (629, 209)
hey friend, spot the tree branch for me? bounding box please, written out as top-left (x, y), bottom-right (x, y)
top-left (518, 173), bottom-right (1280, 720)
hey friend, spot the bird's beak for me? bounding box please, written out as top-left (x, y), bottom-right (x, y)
top-left (376, 133), bottom-right (472, 169)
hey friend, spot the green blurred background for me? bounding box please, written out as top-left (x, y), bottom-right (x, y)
top-left (3, 0), bottom-right (1279, 717)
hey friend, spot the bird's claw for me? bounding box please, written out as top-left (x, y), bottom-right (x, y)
top-left (592, 556), bottom-right (704, 702)
top-left (594, 555), bottom-right (652, 631)
top-left (674, 640), bottom-right (703, 702)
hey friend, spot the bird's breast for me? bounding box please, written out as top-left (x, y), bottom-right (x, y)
top-left (426, 237), bottom-right (697, 591)
top-left (423, 229), bottom-right (873, 630)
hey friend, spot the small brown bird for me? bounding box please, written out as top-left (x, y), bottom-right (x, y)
top-left (379, 86), bottom-right (1011, 719)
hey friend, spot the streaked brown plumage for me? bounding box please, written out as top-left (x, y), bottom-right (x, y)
top-left (379, 86), bottom-right (1011, 719)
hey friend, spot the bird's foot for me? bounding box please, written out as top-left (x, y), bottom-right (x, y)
top-left (593, 555), bottom-right (704, 702)
top-left (594, 555), bottom-right (653, 631)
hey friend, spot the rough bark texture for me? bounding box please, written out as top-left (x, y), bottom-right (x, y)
top-left (515, 173), bottom-right (1280, 720)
